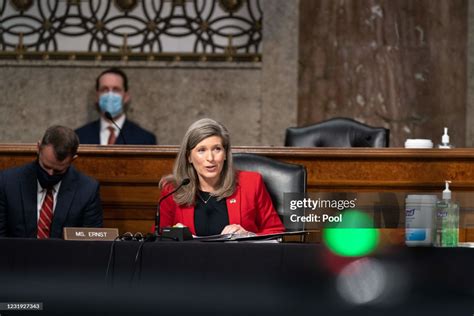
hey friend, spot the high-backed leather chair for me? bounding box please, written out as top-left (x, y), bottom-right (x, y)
top-left (233, 153), bottom-right (307, 231)
top-left (285, 117), bottom-right (390, 147)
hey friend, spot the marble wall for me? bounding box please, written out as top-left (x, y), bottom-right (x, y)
top-left (467, 0), bottom-right (474, 147)
top-left (0, 0), bottom-right (299, 146)
top-left (298, 0), bottom-right (468, 147)
top-left (1, 0), bottom-right (472, 148)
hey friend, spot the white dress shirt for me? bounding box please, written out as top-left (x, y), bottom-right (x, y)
top-left (100, 114), bottom-right (126, 145)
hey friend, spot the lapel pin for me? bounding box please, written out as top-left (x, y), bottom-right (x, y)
top-left (230, 199), bottom-right (236, 204)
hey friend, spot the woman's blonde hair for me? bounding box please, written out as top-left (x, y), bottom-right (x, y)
top-left (160, 118), bottom-right (236, 206)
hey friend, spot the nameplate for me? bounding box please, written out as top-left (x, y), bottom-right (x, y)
top-left (63, 227), bottom-right (119, 241)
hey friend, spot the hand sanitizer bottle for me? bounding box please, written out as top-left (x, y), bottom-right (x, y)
top-left (438, 127), bottom-right (453, 148)
top-left (434, 181), bottom-right (459, 247)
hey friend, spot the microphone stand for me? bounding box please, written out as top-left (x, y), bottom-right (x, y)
top-left (155, 178), bottom-right (190, 238)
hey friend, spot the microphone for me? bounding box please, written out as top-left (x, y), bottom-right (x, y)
top-left (104, 111), bottom-right (127, 145)
top-left (155, 178), bottom-right (190, 237)
top-left (133, 232), bottom-right (144, 241)
top-left (120, 232), bottom-right (134, 241)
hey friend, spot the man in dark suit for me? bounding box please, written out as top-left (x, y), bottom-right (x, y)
top-left (0, 126), bottom-right (103, 238)
top-left (75, 67), bottom-right (157, 145)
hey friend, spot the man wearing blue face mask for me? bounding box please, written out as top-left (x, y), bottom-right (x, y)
top-left (75, 67), bottom-right (157, 145)
top-left (0, 126), bottom-right (103, 238)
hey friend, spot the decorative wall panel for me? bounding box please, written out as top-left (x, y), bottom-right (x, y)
top-left (0, 0), bottom-right (262, 61)
top-left (0, 0), bottom-right (299, 146)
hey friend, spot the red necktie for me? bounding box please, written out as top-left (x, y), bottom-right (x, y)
top-left (37, 189), bottom-right (54, 239)
top-left (107, 126), bottom-right (117, 145)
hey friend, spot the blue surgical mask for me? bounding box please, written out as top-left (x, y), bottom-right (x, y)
top-left (99, 92), bottom-right (123, 117)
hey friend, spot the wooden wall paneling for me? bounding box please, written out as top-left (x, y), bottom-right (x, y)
top-left (2, 145), bottom-right (474, 241)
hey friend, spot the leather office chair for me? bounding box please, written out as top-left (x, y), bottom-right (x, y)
top-left (285, 117), bottom-right (390, 147)
top-left (233, 153), bottom-right (307, 231)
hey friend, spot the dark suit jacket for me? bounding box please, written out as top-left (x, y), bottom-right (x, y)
top-left (75, 119), bottom-right (157, 145)
top-left (0, 162), bottom-right (103, 238)
top-left (160, 171), bottom-right (285, 235)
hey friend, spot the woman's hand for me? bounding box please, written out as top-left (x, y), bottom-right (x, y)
top-left (221, 224), bottom-right (255, 237)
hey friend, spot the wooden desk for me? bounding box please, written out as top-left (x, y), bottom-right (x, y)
top-left (1, 145), bottom-right (474, 239)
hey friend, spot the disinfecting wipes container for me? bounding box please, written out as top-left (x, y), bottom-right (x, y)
top-left (405, 194), bottom-right (437, 246)
top-left (404, 139), bottom-right (434, 148)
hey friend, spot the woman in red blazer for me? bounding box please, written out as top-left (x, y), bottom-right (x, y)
top-left (159, 118), bottom-right (284, 236)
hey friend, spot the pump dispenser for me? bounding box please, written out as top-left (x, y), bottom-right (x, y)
top-left (434, 181), bottom-right (459, 247)
top-left (442, 180), bottom-right (451, 200)
top-left (438, 127), bottom-right (452, 148)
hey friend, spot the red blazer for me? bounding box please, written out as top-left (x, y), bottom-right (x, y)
top-left (160, 171), bottom-right (285, 235)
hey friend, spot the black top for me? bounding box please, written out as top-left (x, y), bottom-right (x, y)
top-left (194, 191), bottom-right (229, 236)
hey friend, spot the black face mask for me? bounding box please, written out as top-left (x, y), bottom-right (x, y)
top-left (35, 159), bottom-right (67, 190)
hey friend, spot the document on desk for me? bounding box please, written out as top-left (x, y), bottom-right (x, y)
top-left (458, 242), bottom-right (474, 248)
top-left (192, 233), bottom-right (234, 241)
top-left (194, 230), bottom-right (307, 242)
